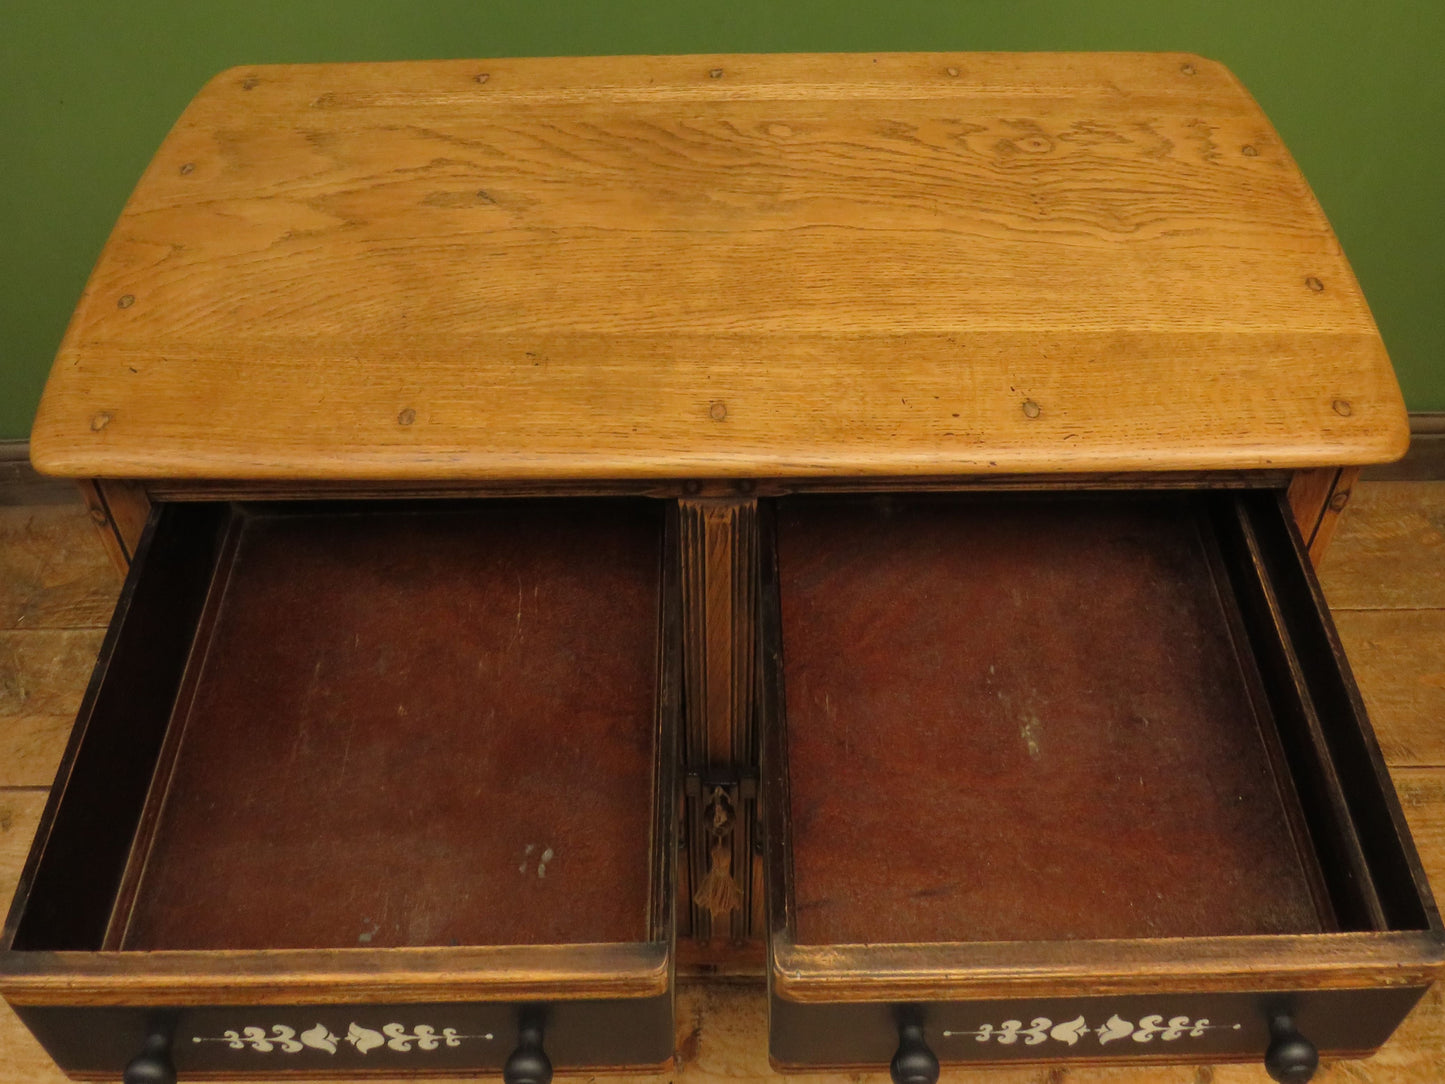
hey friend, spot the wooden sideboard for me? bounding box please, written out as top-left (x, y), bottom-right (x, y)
top-left (2, 52), bottom-right (1434, 1084)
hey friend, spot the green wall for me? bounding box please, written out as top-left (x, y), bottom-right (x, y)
top-left (4, 1), bottom-right (1442, 439)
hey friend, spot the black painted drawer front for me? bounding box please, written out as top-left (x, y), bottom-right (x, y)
top-left (769, 987), bottom-right (1429, 1068)
top-left (17, 997), bottom-right (675, 1078)
top-left (762, 488), bottom-right (1443, 1076)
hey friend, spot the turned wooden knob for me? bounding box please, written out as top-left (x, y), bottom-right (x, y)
top-left (122, 1031), bottom-right (176, 1084)
top-left (889, 1021), bottom-right (939, 1084)
top-left (503, 1019), bottom-right (552, 1084)
top-left (1265, 1013), bottom-right (1318, 1083)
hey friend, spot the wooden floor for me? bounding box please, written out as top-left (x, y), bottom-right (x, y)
top-left (1, 481), bottom-right (1442, 1083)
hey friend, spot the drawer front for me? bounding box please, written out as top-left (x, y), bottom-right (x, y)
top-left (769, 987), bottom-right (1428, 1068)
top-left (18, 996), bottom-right (674, 1077)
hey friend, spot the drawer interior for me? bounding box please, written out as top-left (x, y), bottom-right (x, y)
top-left (764, 489), bottom-right (1435, 956)
top-left (774, 493), bottom-right (1324, 944)
top-left (11, 498), bottom-right (678, 958)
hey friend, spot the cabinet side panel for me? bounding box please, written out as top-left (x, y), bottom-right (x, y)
top-left (97, 480), bottom-right (152, 564)
top-left (75, 480), bottom-right (129, 574)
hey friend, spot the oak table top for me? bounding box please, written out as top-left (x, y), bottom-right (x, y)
top-left (29, 52), bottom-right (1407, 482)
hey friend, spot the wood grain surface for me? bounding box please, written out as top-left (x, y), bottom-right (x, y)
top-left (0, 631), bottom-right (107, 721)
top-left (0, 504), bottom-right (118, 630)
top-left (1305, 467), bottom-right (1360, 566)
top-left (95, 479), bottom-right (151, 568)
top-left (0, 715), bottom-right (72, 790)
top-left (1320, 482), bottom-right (1445, 610)
top-left (30, 52), bottom-right (1406, 482)
top-left (1290, 468), bottom-right (1341, 543)
top-left (74, 481), bottom-right (129, 574)
top-left (0, 500), bottom-right (119, 787)
top-left (1335, 610), bottom-right (1445, 768)
top-left (1288, 466), bottom-right (1360, 567)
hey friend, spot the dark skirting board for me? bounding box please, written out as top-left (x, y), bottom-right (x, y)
top-left (774, 494), bottom-right (1325, 946)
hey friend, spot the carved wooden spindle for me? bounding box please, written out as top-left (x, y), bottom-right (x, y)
top-left (679, 496), bottom-right (760, 944)
top-left (503, 1016), bottom-right (552, 1084)
top-left (1265, 1013), bottom-right (1318, 1083)
top-left (122, 1030), bottom-right (176, 1084)
top-left (890, 1021), bottom-right (940, 1084)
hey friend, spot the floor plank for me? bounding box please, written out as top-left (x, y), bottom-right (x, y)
top-left (1393, 768), bottom-right (1445, 890)
top-left (0, 503), bottom-right (119, 630)
top-left (1321, 482), bottom-right (1445, 611)
top-left (0, 789), bottom-right (47, 915)
top-left (0, 1000), bottom-right (73, 1084)
top-left (0, 715), bottom-right (72, 790)
top-left (1337, 610), bottom-right (1445, 769)
top-left (0, 792), bottom-right (68, 1084)
top-left (0, 629), bottom-right (105, 787)
top-left (0, 629), bottom-right (106, 718)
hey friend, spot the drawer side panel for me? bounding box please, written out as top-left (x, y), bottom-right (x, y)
top-left (6, 503), bottom-right (230, 951)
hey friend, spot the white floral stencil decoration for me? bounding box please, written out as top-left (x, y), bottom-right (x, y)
top-left (943, 1013), bottom-right (1242, 1047)
top-left (189, 1022), bottom-right (494, 1055)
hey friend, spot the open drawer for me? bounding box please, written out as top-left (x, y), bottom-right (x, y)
top-left (762, 489), bottom-right (1442, 1080)
top-left (1, 499), bottom-right (679, 1081)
